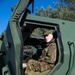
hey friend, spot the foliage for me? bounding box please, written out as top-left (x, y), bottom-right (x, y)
top-left (36, 0), bottom-right (75, 21)
top-left (31, 28), bottom-right (44, 37)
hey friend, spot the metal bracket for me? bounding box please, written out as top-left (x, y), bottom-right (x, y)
top-left (2, 65), bottom-right (11, 75)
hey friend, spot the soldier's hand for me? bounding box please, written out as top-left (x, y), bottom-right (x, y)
top-left (22, 63), bottom-right (27, 68)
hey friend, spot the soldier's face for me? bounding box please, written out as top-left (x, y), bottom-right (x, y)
top-left (44, 34), bottom-right (53, 43)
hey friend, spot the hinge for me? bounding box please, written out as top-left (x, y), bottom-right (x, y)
top-left (2, 65), bottom-right (11, 75)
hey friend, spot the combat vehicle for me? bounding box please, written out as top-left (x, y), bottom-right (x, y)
top-left (0, 0), bottom-right (75, 75)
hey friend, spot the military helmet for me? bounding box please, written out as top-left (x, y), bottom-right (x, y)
top-left (43, 29), bottom-right (53, 36)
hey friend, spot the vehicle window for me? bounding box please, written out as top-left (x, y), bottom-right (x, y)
top-left (30, 28), bottom-right (43, 37)
top-left (22, 26), bottom-right (58, 75)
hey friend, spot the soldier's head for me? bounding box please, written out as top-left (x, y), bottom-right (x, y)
top-left (43, 29), bottom-right (53, 43)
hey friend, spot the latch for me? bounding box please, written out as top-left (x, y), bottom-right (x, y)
top-left (2, 65), bottom-right (11, 75)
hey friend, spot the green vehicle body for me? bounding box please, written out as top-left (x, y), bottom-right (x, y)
top-left (0, 0), bottom-right (75, 75)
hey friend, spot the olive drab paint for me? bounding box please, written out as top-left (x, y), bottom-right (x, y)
top-left (0, 0), bottom-right (75, 75)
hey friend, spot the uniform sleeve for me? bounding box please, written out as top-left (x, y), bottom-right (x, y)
top-left (48, 42), bottom-right (57, 63)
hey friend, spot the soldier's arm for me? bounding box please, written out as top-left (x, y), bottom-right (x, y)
top-left (50, 43), bottom-right (57, 64)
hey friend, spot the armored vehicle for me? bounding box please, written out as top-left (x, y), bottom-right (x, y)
top-left (0, 0), bottom-right (75, 75)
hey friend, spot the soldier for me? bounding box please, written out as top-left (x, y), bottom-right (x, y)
top-left (39, 29), bottom-right (57, 64)
top-left (24, 29), bottom-right (57, 75)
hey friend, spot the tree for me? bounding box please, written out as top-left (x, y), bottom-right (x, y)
top-left (36, 0), bottom-right (75, 21)
top-left (62, 0), bottom-right (75, 11)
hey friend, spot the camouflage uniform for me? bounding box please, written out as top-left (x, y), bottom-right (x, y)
top-left (24, 29), bottom-right (57, 75)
